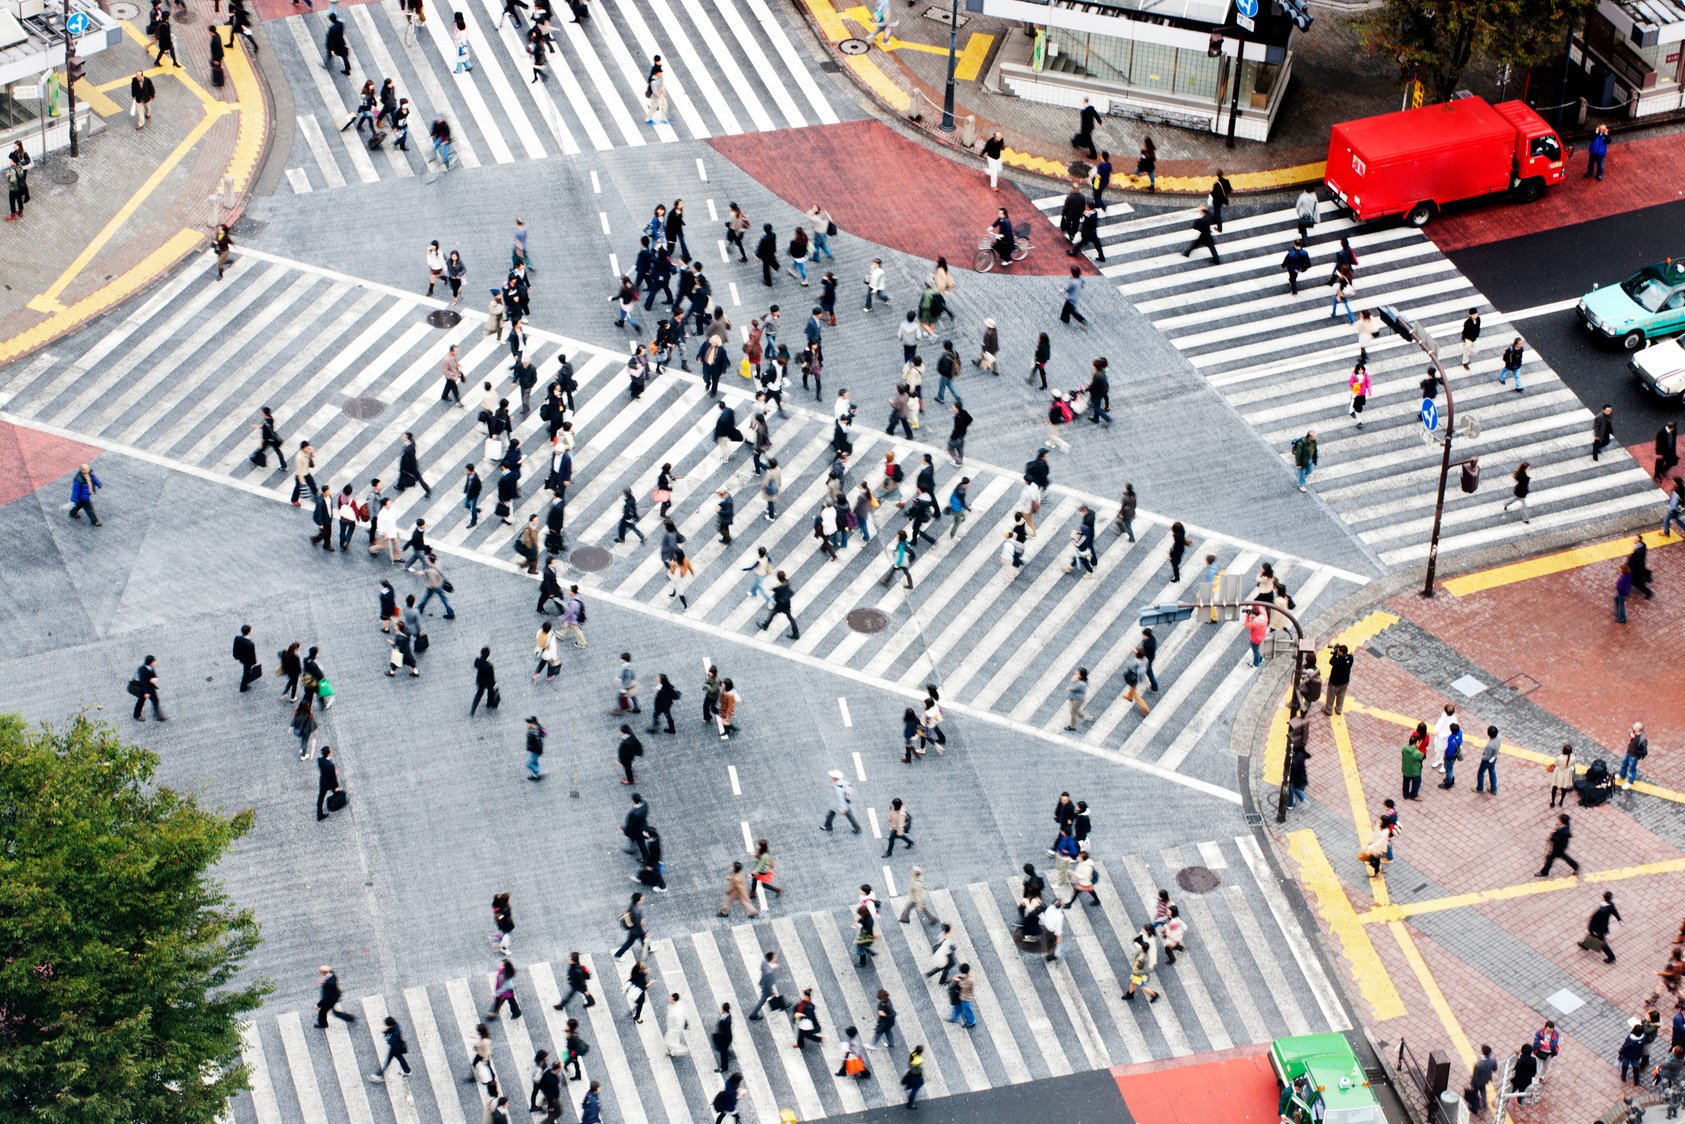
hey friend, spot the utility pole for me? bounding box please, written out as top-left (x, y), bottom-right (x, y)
top-left (939, 0), bottom-right (958, 132)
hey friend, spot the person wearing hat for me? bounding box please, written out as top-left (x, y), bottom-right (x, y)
top-left (822, 769), bottom-right (860, 834)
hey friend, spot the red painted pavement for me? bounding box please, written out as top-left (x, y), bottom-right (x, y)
top-left (1113, 1044), bottom-right (1284, 1123)
top-left (1626, 439), bottom-right (1680, 493)
top-left (0, 420), bottom-right (101, 507)
top-left (708, 120), bottom-right (1092, 277)
top-left (1429, 131), bottom-right (1685, 253)
top-left (251, 0), bottom-right (383, 23)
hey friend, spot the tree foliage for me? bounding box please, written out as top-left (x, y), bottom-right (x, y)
top-left (1359, 0), bottom-right (1595, 103)
top-left (0, 714), bottom-right (270, 1123)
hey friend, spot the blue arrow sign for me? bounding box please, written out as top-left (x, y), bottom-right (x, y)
top-left (65, 10), bottom-right (89, 34)
top-left (1235, 0), bottom-right (1259, 17)
top-left (1420, 398), bottom-right (1439, 432)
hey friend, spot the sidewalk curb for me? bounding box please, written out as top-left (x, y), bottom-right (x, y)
top-left (0, 23), bottom-right (274, 369)
top-left (789, 0), bottom-right (1326, 195)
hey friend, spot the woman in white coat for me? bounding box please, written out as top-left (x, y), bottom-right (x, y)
top-left (663, 992), bottom-right (690, 1057)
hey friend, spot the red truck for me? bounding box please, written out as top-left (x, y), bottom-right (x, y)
top-left (1323, 96), bottom-right (1568, 228)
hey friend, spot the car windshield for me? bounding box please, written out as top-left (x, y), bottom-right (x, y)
top-left (1622, 273), bottom-right (1672, 313)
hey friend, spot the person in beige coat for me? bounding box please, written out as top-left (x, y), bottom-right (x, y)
top-left (718, 860), bottom-right (759, 918)
top-left (1548, 744), bottom-right (1576, 808)
top-left (898, 866), bottom-right (940, 926)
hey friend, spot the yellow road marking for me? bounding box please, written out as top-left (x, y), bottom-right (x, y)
top-left (1330, 715), bottom-right (1388, 908)
top-left (1387, 921), bottom-right (1475, 1067)
top-left (0, 230), bottom-right (206, 365)
top-left (1359, 857), bottom-right (1685, 925)
top-left (1287, 830), bottom-right (1406, 1020)
top-left (954, 33), bottom-right (993, 82)
top-left (74, 79), bottom-right (121, 117)
top-left (1344, 700), bottom-right (1685, 806)
top-left (1443, 529), bottom-right (1678, 596)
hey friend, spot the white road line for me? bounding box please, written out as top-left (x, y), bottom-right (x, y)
top-left (285, 167), bottom-right (311, 192)
top-left (739, 0), bottom-right (840, 124)
top-left (525, 962), bottom-right (588, 1122)
top-left (1060, 902), bottom-right (1151, 1063)
top-left (484, 969), bottom-right (545, 1117)
top-left (925, 888), bottom-right (1033, 1083)
top-left (418, 2), bottom-right (518, 163)
top-left (838, 696), bottom-right (852, 726)
top-left (590, 169), bottom-right (601, 193)
top-left (740, 820), bottom-right (754, 853)
top-left (557, 14), bottom-right (648, 147)
top-left (702, 0), bottom-right (804, 127)
top-left (1197, 841), bottom-right (1228, 870)
top-left (882, 898), bottom-right (989, 1092)
top-left (674, 0), bottom-right (774, 132)
top-left (650, 939), bottom-right (721, 1096)
top-left (808, 911), bottom-right (903, 1102)
top-left (599, 211), bottom-right (611, 236)
top-left (345, 7), bottom-right (420, 178)
top-left (867, 806), bottom-right (881, 839)
top-left (1088, 863), bottom-right (1191, 1054)
top-left (697, 156), bottom-right (708, 180)
top-left (360, 995), bottom-right (419, 1123)
top-left (611, 0), bottom-right (711, 139)
top-left (966, 883), bottom-right (1071, 1076)
top-left (275, 1012), bottom-right (331, 1124)
top-left (728, 764), bottom-right (741, 795)
top-left (1003, 878), bottom-right (1110, 1070)
top-left (729, 927), bottom-right (824, 1120)
top-left (575, 955), bottom-right (649, 1123)
top-left (1222, 883), bottom-right (1312, 1036)
top-left (1119, 854), bottom-right (1226, 1050)
top-left (239, 1022), bottom-right (285, 1124)
top-left (403, 986), bottom-right (468, 1124)
top-left (1236, 835), bottom-right (1350, 1032)
top-left (622, 959), bottom-right (694, 1124)
top-left (852, 750), bottom-right (866, 781)
top-left (690, 931), bottom-right (784, 1124)
top-left (769, 917), bottom-right (867, 1114)
top-left (882, 865), bottom-right (897, 897)
top-left (729, 281), bottom-right (741, 307)
top-left (443, 978), bottom-right (491, 1109)
top-left (1502, 296), bottom-right (1580, 322)
top-left (1169, 880), bottom-right (1271, 1045)
top-left (608, 252), bottom-right (619, 278)
top-left (283, 17), bottom-right (379, 184)
top-left (641, 0), bottom-right (743, 134)
top-left (469, 0), bottom-right (582, 154)
top-left (293, 114), bottom-right (345, 190)
top-left (572, 5), bottom-right (671, 144)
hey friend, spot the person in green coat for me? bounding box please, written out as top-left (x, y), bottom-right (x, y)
top-left (1294, 430), bottom-right (1318, 492)
top-left (1402, 736), bottom-right (1426, 801)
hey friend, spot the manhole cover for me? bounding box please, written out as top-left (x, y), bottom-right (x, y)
top-left (111, 0), bottom-right (139, 15)
top-left (847, 608), bottom-right (888, 634)
top-left (426, 309), bottom-right (461, 329)
top-left (570, 546), bottom-right (612, 572)
top-left (1243, 812), bottom-right (1265, 827)
top-left (839, 37), bottom-right (869, 55)
top-left (340, 396), bottom-right (385, 420)
top-left (1174, 865), bottom-right (1221, 894)
top-left (921, 4), bottom-right (968, 26)
top-left (50, 168), bottom-right (78, 185)
top-left (173, 9), bottom-right (192, 20)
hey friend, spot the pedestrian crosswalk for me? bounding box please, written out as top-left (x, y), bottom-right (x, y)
top-left (1038, 197), bottom-right (1661, 567)
top-left (272, 0), bottom-right (844, 191)
top-left (0, 250), bottom-right (1363, 776)
top-left (223, 834), bottom-right (1347, 1122)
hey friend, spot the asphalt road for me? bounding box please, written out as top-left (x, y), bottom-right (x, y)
top-left (1446, 198), bottom-right (1685, 437)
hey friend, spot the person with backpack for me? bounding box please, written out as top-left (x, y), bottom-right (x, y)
top-left (1281, 239), bottom-right (1312, 295)
top-left (1498, 337), bottom-right (1526, 393)
top-left (1045, 392), bottom-right (1074, 452)
top-left (1292, 430), bottom-right (1318, 492)
top-left (1619, 721), bottom-right (1648, 790)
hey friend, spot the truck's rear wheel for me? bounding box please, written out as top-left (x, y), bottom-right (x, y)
top-left (1517, 178), bottom-right (1544, 203)
top-left (1405, 201), bottom-right (1434, 228)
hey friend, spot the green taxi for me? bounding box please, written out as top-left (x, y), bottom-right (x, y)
top-left (1271, 1033), bottom-right (1385, 1124)
top-left (1578, 258), bottom-right (1685, 351)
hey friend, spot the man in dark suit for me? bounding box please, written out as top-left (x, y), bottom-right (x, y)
top-left (132, 655), bottom-right (165, 721)
top-left (317, 746), bottom-right (341, 822)
top-left (232, 624), bottom-right (260, 692)
top-left (471, 647), bottom-right (498, 716)
top-left (316, 965), bottom-right (356, 1027)
top-left (622, 792), bottom-right (650, 860)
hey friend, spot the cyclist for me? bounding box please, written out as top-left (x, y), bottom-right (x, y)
top-left (989, 208), bottom-right (1016, 267)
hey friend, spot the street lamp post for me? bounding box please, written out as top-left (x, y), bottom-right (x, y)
top-left (1377, 306), bottom-right (1457, 597)
top-left (1139, 597), bottom-right (1314, 824)
top-left (939, 0), bottom-right (959, 132)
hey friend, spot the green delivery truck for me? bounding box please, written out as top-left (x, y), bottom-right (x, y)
top-left (1271, 1034), bottom-right (1385, 1124)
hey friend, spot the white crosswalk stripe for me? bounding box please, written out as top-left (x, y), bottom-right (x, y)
top-left (5, 252), bottom-right (1367, 797)
top-left (1043, 197), bottom-right (1663, 567)
top-left (224, 837), bottom-right (1345, 1121)
top-left (273, 0), bottom-right (843, 190)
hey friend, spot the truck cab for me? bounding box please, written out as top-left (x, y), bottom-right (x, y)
top-left (1490, 100), bottom-right (1567, 201)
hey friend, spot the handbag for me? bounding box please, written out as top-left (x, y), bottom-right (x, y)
top-left (826, 219), bottom-right (838, 236)
top-left (1578, 934), bottom-right (1607, 953)
top-left (844, 1056), bottom-right (866, 1076)
top-left (326, 790), bottom-right (349, 811)
top-left (768, 993), bottom-right (788, 1012)
top-left (484, 436), bottom-right (503, 462)
top-left (249, 449), bottom-right (267, 467)
top-left (126, 679), bottom-right (145, 698)
top-left (317, 678), bottom-right (334, 699)
top-left (415, 633), bottom-right (431, 654)
top-left (390, 648), bottom-right (404, 668)
top-left (488, 686), bottom-right (501, 710)
top-left (651, 487), bottom-right (672, 503)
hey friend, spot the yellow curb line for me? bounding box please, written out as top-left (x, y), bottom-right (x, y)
top-left (1442, 528), bottom-right (1678, 597)
top-left (1287, 829), bottom-right (1407, 1021)
top-left (1359, 858), bottom-right (1685, 926)
top-left (1330, 714), bottom-right (1388, 909)
top-left (1386, 920), bottom-right (1476, 1068)
top-left (1263, 609), bottom-right (1398, 784)
top-left (74, 78), bottom-right (121, 117)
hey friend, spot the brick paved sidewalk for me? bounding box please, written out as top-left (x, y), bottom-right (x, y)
top-left (0, 4), bottom-right (269, 367)
top-left (1256, 533), bottom-right (1685, 1121)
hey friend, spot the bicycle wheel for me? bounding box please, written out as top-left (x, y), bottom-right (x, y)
top-left (1011, 241), bottom-right (1031, 262)
top-left (973, 248), bottom-right (995, 274)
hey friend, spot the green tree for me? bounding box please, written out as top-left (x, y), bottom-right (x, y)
top-left (1359, 0), bottom-right (1594, 104)
top-left (0, 714), bottom-right (270, 1123)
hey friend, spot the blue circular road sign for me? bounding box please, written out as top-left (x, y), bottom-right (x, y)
top-left (1235, 0), bottom-right (1259, 17)
top-left (1420, 398), bottom-right (1439, 431)
top-left (65, 10), bottom-right (90, 34)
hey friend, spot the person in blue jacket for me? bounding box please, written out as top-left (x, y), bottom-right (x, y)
top-left (1586, 125), bottom-right (1610, 181)
top-left (69, 463), bottom-right (102, 526)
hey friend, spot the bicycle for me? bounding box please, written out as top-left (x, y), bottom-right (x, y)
top-left (974, 221), bottom-right (1031, 273)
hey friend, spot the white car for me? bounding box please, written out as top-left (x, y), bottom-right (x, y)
top-left (1632, 336), bottom-right (1685, 399)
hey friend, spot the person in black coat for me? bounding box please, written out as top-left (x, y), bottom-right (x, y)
top-left (495, 467), bottom-right (519, 525)
top-left (378, 579), bottom-right (397, 631)
top-left (396, 432), bottom-right (431, 497)
top-left (316, 965), bottom-right (356, 1026)
top-left (310, 490), bottom-right (334, 551)
top-left (153, 11), bottom-right (179, 66)
top-left (316, 746), bottom-right (341, 821)
top-left (536, 558), bottom-right (565, 615)
top-left (1628, 535), bottom-right (1653, 600)
top-left (648, 674), bottom-right (678, 734)
top-left (715, 489), bottom-right (735, 545)
top-left (1024, 449), bottom-right (1051, 491)
top-left (472, 647), bottom-right (497, 716)
top-left (132, 655), bottom-right (165, 721)
top-left (232, 624), bottom-right (260, 691)
top-left (759, 572), bottom-right (799, 640)
top-left (755, 224), bottom-right (779, 286)
top-left (544, 493), bottom-right (566, 555)
top-left (617, 725), bottom-right (643, 785)
top-left (1058, 185), bottom-right (1085, 242)
top-left (323, 14), bottom-right (350, 75)
top-left (621, 793), bottom-right (651, 856)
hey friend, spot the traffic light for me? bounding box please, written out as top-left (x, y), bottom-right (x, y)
top-left (1207, 31), bottom-right (1223, 58)
top-left (1286, 716), bottom-right (1309, 752)
top-left (1274, 0), bottom-right (1313, 32)
top-left (1460, 458), bottom-right (1481, 493)
top-left (66, 49), bottom-right (85, 84)
top-left (1139, 602), bottom-right (1195, 627)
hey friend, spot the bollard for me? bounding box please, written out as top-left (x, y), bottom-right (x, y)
top-left (961, 114), bottom-right (976, 147)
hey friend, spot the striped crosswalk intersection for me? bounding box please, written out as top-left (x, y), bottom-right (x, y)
top-left (0, 250), bottom-right (1364, 779)
top-left (273, 0), bottom-right (843, 192)
top-left (1039, 196), bottom-right (1661, 567)
top-left (225, 834), bottom-right (1348, 1122)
